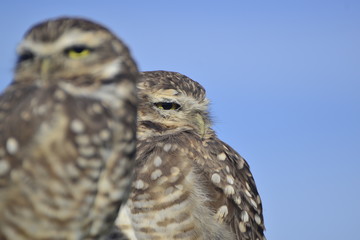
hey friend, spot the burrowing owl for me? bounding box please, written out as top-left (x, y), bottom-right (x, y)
top-left (0, 17), bottom-right (138, 239)
top-left (116, 71), bottom-right (265, 240)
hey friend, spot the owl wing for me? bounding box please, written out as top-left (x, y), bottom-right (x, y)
top-left (197, 133), bottom-right (266, 240)
top-left (0, 83), bottom-right (134, 238)
top-left (0, 83), bottom-right (41, 189)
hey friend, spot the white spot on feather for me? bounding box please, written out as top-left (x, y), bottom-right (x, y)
top-left (170, 167), bottom-right (180, 175)
top-left (6, 138), bottom-right (19, 155)
top-left (241, 211), bottom-right (249, 222)
top-left (245, 190), bottom-right (252, 198)
top-left (151, 169), bottom-right (162, 180)
top-left (163, 143), bottom-right (172, 152)
top-left (250, 198), bottom-right (258, 209)
top-left (235, 196), bottom-right (242, 205)
top-left (99, 129), bottom-right (111, 141)
top-left (165, 186), bottom-right (175, 195)
top-left (215, 205), bottom-right (228, 223)
top-left (157, 176), bottom-right (168, 185)
top-left (226, 175), bottom-right (234, 184)
top-left (238, 159), bottom-right (245, 169)
top-left (54, 89), bottom-right (66, 100)
top-left (75, 135), bottom-right (90, 145)
top-left (257, 195), bottom-right (262, 204)
top-left (70, 119), bottom-right (85, 133)
top-left (211, 173), bottom-right (221, 184)
top-left (255, 214), bottom-right (262, 225)
top-left (134, 180), bottom-right (145, 189)
top-left (239, 222), bottom-right (246, 233)
top-left (217, 152), bottom-right (226, 161)
top-left (79, 146), bottom-right (95, 157)
top-left (92, 103), bottom-right (103, 114)
top-left (20, 111), bottom-right (31, 121)
top-left (153, 156), bottom-right (162, 167)
top-left (224, 185), bottom-right (235, 195)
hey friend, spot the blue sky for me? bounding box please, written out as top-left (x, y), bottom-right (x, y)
top-left (0, 1), bottom-right (359, 239)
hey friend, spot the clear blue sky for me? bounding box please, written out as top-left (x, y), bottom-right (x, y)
top-left (0, 1), bottom-right (359, 239)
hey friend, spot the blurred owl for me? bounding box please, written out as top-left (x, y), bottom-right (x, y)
top-left (0, 17), bottom-right (138, 239)
top-left (116, 71), bottom-right (265, 240)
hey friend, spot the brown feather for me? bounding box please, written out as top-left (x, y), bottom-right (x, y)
top-left (117, 71), bottom-right (265, 240)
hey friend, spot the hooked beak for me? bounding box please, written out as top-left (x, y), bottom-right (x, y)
top-left (40, 58), bottom-right (51, 84)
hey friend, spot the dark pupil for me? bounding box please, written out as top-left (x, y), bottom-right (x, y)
top-left (18, 52), bottom-right (34, 62)
top-left (72, 46), bottom-right (86, 53)
top-left (161, 103), bottom-right (174, 110)
top-left (65, 45), bottom-right (88, 54)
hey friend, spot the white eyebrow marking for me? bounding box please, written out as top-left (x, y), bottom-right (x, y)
top-left (17, 30), bottom-right (109, 56)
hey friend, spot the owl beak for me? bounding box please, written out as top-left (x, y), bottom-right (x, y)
top-left (40, 58), bottom-right (51, 84)
top-left (195, 113), bottom-right (207, 138)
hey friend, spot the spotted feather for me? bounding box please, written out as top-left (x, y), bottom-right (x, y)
top-left (0, 17), bottom-right (138, 240)
top-left (116, 71), bottom-right (265, 240)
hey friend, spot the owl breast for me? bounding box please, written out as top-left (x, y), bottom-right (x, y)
top-left (121, 131), bottom-right (234, 240)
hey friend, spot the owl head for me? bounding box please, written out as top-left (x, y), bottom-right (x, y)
top-left (14, 17), bottom-right (137, 87)
top-left (137, 71), bottom-right (211, 139)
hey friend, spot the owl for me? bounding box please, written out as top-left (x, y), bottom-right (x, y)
top-left (0, 17), bottom-right (138, 239)
top-left (116, 71), bottom-right (265, 240)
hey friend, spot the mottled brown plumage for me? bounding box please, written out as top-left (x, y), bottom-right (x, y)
top-left (116, 71), bottom-right (265, 240)
top-left (0, 17), bottom-right (138, 239)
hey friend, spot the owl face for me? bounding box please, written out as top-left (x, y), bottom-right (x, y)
top-left (138, 71), bottom-right (211, 138)
top-left (15, 18), bottom-right (130, 87)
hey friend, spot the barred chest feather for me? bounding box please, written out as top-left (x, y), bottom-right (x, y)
top-left (117, 134), bottom-right (234, 240)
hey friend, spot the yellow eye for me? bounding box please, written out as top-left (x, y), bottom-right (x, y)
top-left (155, 102), bottom-right (181, 110)
top-left (65, 45), bottom-right (91, 59)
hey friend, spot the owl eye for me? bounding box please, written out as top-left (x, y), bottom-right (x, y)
top-left (154, 102), bottom-right (181, 110)
top-left (64, 45), bottom-right (92, 59)
top-left (18, 51), bottom-right (34, 63)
